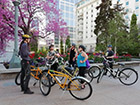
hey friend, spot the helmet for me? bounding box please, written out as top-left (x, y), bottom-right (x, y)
top-left (79, 45), bottom-right (86, 51)
top-left (72, 43), bottom-right (76, 47)
top-left (108, 45), bottom-right (112, 48)
top-left (49, 44), bottom-right (54, 49)
top-left (22, 34), bottom-right (31, 39)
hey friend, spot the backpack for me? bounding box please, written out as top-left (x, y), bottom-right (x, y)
top-left (86, 60), bottom-right (90, 68)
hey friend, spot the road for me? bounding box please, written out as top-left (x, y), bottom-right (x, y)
top-left (0, 66), bottom-right (140, 105)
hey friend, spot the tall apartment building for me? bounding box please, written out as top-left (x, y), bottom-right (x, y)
top-left (52, 0), bottom-right (81, 50)
top-left (114, 0), bottom-right (140, 25)
top-left (75, 0), bottom-right (140, 53)
top-left (58, 0), bottom-right (81, 42)
top-left (75, 0), bottom-right (100, 52)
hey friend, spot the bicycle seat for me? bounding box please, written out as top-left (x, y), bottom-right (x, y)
top-left (118, 63), bottom-right (125, 66)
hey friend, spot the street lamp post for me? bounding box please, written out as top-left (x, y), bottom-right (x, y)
top-left (9, 0), bottom-right (21, 68)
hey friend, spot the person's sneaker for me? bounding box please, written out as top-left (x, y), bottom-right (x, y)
top-left (24, 90), bottom-right (34, 94)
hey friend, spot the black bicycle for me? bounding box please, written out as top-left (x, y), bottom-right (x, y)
top-left (97, 56), bottom-right (138, 86)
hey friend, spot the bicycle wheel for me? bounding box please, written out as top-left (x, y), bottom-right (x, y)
top-left (118, 68), bottom-right (138, 86)
top-left (15, 71), bottom-right (21, 85)
top-left (39, 71), bottom-right (51, 96)
top-left (68, 77), bottom-right (93, 100)
top-left (88, 66), bottom-right (101, 78)
top-left (49, 76), bottom-right (56, 87)
top-left (85, 70), bottom-right (94, 83)
top-left (97, 69), bottom-right (104, 83)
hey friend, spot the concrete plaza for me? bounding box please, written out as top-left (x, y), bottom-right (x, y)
top-left (0, 66), bottom-right (140, 105)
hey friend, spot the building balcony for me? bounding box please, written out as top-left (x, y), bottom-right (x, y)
top-left (78, 14), bottom-right (83, 21)
top-left (78, 20), bottom-right (83, 24)
top-left (78, 17), bottom-right (83, 21)
top-left (78, 30), bottom-right (83, 33)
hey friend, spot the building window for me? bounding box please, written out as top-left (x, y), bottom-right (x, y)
top-left (69, 7), bottom-right (73, 12)
top-left (66, 6), bottom-right (69, 11)
top-left (91, 35), bottom-right (93, 37)
top-left (126, 1), bottom-right (129, 5)
top-left (126, 9), bottom-right (129, 12)
top-left (136, 0), bottom-right (139, 2)
top-left (86, 17), bottom-right (88, 19)
top-left (86, 12), bottom-right (88, 14)
top-left (136, 6), bottom-right (139, 9)
top-left (60, 5), bottom-right (64, 10)
top-left (91, 15), bottom-right (93, 17)
top-left (66, 13), bottom-right (69, 18)
top-left (70, 13), bottom-right (74, 18)
top-left (91, 10), bottom-right (93, 12)
top-left (125, 15), bottom-right (129, 19)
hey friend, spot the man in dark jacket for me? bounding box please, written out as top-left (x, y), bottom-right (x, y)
top-left (105, 45), bottom-right (114, 69)
top-left (19, 34), bottom-right (34, 94)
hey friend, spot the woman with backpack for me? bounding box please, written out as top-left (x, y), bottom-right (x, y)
top-left (77, 45), bottom-right (88, 88)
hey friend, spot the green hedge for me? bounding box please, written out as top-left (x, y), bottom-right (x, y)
top-left (93, 56), bottom-right (131, 63)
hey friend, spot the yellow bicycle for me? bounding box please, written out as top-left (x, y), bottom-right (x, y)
top-left (15, 59), bottom-right (46, 86)
top-left (40, 68), bottom-right (93, 100)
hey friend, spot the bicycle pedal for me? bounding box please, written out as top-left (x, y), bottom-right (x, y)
top-left (33, 82), bottom-right (37, 86)
top-left (108, 75), bottom-right (114, 78)
top-left (38, 74), bottom-right (41, 79)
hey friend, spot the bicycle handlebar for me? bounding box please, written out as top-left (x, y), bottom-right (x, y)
top-left (45, 57), bottom-right (65, 68)
top-left (102, 56), bottom-right (115, 63)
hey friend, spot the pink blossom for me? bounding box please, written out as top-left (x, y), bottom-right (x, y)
top-left (0, 0), bottom-right (69, 54)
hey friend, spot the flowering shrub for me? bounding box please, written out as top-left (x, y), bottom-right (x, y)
top-left (88, 53), bottom-right (131, 63)
top-left (61, 53), bottom-right (69, 61)
top-left (31, 47), bottom-right (48, 60)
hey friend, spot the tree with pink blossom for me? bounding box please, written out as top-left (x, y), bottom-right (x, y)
top-left (0, 0), bottom-right (68, 54)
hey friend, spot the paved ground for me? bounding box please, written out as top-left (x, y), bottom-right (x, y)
top-left (0, 66), bottom-right (140, 105)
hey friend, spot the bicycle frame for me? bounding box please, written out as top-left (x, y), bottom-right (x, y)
top-left (104, 63), bottom-right (126, 78)
top-left (61, 65), bottom-right (79, 77)
top-left (30, 65), bottom-right (44, 80)
top-left (47, 70), bottom-right (80, 90)
top-left (47, 58), bottom-right (79, 78)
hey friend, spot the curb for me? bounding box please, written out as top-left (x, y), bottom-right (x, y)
top-left (0, 68), bottom-right (20, 80)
